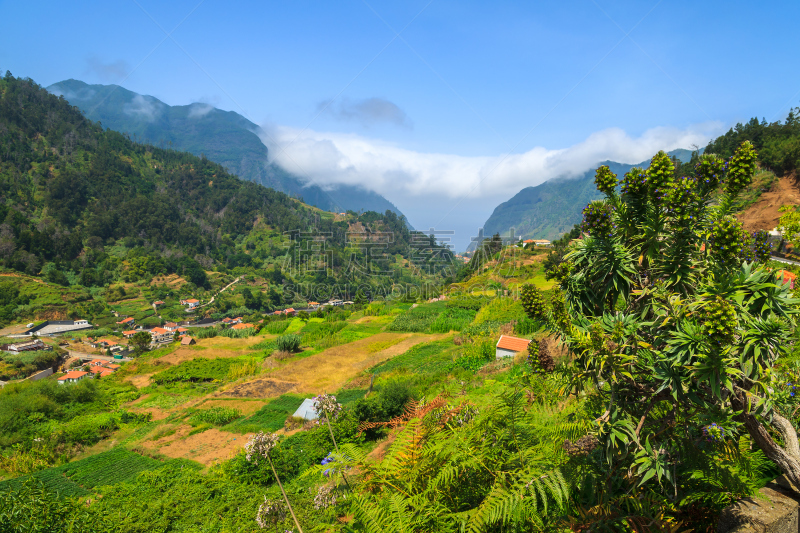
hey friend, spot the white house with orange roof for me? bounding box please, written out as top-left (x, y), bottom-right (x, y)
top-left (58, 370), bottom-right (90, 385)
top-left (180, 298), bottom-right (200, 309)
top-left (495, 335), bottom-right (531, 359)
top-left (148, 327), bottom-right (173, 343)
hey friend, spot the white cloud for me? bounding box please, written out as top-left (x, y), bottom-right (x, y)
top-left (188, 103), bottom-right (214, 119)
top-left (123, 95), bottom-right (161, 121)
top-left (258, 122), bottom-right (724, 200)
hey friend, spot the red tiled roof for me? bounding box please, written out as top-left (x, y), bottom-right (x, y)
top-left (117, 317), bottom-right (134, 324)
top-left (177, 327), bottom-right (188, 332)
top-left (104, 364), bottom-right (121, 369)
top-left (150, 327), bottom-right (169, 335)
top-left (123, 330), bottom-right (137, 336)
top-left (496, 335), bottom-right (531, 353)
top-left (164, 322), bottom-right (178, 327)
top-left (88, 366), bottom-right (106, 374)
top-left (99, 370), bottom-right (115, 377)
top-left (231, 323), bottom-right (254, 330)
top-left (183, 299), bottom-right (200, 304)
top-left (523, 239), bottom-right (534, 243)
top-left (58, 371), bottom-right (88, 380)
top-left (97, 339), bottom-right (119, 346)
top-left (89, 359), bottom-right (106, 366)
top-left (153, 301), bottom-right (165, 305)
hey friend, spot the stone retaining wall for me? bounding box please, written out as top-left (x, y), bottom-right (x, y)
top-left (717, 477), bottom-right (800, 533)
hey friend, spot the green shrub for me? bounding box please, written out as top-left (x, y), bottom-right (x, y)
top-left (263, 320), bottom-right (290, 334)
top-left (461, 320), bottom-right (506, 337)
top-left (449, 339), bottom-right (496, 372)
top-left (276, 333), bottom-right (301, 352)
top-left (429, 308), bottom-right (477, 333)
top-left (151, 358), bottom-right (235, 385)
top-left (188, 407), bottom-right (242, 426)
top-left (378, 380), bottom-right (416, 418)
top-left (472, 297), bottom-right (526, 325)
top-left (0, 478), bottom-right (108, 531)
top-left (195, 326), bottom-right (255, 339)
top-left (372, 340), bottom-right (455, 376)
top-left (514, 317), bottom-right (540, 335)
top-left (248, 338), bottom-right (277, 351)
top-left (388, 304), bottom-right (443, 332)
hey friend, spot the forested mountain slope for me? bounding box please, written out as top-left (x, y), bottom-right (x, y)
top-left (479, 149), bottom-right (695, 242)
top-left (47, 79), bottom-right (405, 218)
top-left (0, 73), bottom-right (451, 297)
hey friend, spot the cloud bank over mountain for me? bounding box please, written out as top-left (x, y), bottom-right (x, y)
top-left (259, 121), bottom-right (724, 202)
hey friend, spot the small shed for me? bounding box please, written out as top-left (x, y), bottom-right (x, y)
top-left (292, 398), bottom-right (319, 421)
top-left (180, 336), bottom-right (196, 346)
top-left (495, 335), bottom-right (531, 359)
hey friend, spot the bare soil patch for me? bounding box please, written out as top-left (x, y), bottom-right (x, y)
top-left (196, 398), bottom-right (268, 414)
top-left (265, 332), bottom-right (448, 395)
top-left (134, 406), bottom-right (170, 421)
top-left (214, 378), bottom-right (298, 398)
top-left (126, 373), bottom-right (155, 389)
top-left (156, 336), bottom-right (261, 364)
top-left (367, 432), bottom-right (399, 462)
top-left (142, 424), bottom-right (251, 466)
top-left (739, 174), bottom-right (800, 232)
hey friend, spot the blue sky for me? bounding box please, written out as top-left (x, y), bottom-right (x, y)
top-left (2, 0), bottom-right (799, 249)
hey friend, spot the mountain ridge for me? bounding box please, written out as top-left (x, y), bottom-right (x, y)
top-left (47, 79), bottom-right (406, 221)
top-left (477, 149), bottom-right (697, 245)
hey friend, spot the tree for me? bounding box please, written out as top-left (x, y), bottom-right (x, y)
top-left (129, 332), bottom-right (151, 356)
top-left (523, 142), bottom-right (800, 492)
top-left (778, 204), bottom-right (800, 248)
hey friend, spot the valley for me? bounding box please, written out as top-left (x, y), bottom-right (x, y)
top-left (5, 68), bottom-right (800, 533)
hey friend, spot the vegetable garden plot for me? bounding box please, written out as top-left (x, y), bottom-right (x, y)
top-left (0, 448), bottom-right (166, 498)
top-left (225, 393), bottom-right (305, 433)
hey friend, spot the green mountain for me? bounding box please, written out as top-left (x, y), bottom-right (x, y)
top-left (0, 73), bottom-right (450, 309)
top-left (479, 149), bottom-right (696, 243)
top-left (46, 79), bottom-right (405, 218)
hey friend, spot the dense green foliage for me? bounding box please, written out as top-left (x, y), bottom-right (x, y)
top-left (150, 358), bottom-right (234, 384)
top-left (276, 333), bottom-right (302, 352)
top-left (0, 378), bottom-right (139, 454)
top-left (514, 141), bottom-right (799, 528)
top-left (705, 110), bottom-right (800, 175)
top-left (0, 72), bottom-right (455, 327)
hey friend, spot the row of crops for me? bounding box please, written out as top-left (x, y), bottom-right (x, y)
top-left (388, 304), bottom-right (477, 333)
top-left (0, 447), bottom-right (173, 498)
